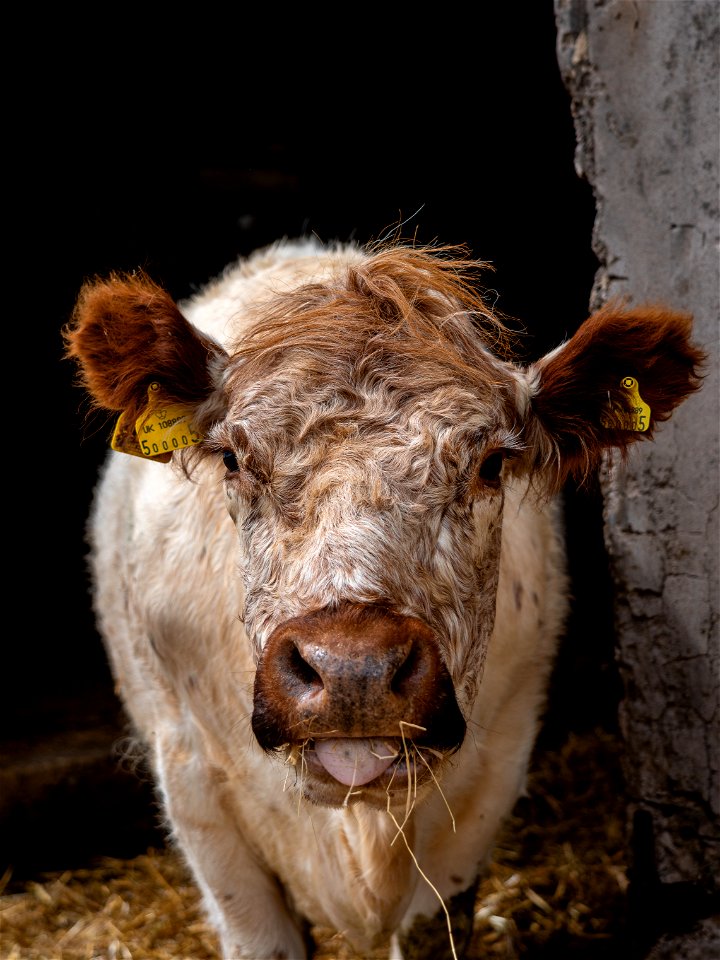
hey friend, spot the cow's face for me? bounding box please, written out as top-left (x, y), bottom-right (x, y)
top-left (209, 318), bottom-right (529, 807)
top-left (63, 246), bottom-right (704, 810)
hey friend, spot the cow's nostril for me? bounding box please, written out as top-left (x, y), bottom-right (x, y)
top-left (390, 642), bottom-right (421, 696)
top-left (288, 642), bottom-right (324, 693)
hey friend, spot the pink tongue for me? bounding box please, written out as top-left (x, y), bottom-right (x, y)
top-left (314, 738), bottom-right (398, 786)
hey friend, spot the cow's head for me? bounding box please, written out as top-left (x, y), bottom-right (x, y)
top-left (65, 243), bottom-right (704, 808)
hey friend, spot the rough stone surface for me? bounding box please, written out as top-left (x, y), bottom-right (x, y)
top-left (554, 0), bottom-right (720, 949)
top-left (645, 917), bottom-right (720, 960)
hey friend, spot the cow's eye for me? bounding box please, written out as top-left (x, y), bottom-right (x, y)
top-left (223, 449), bottom-right (240, 473)
top-left (478, 450), bottom-right (504, 484)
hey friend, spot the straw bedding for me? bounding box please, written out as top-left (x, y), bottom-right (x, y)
top-left (0, 727), bottom-right (628, 959)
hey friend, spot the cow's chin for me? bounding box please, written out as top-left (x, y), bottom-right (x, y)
top-left (278, 737), bottom-right (449, 810)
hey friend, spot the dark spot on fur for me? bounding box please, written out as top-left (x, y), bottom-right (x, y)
top-left (450, 874), bottom-right (464, 885)
top-left (513, 580), bottom-right (524, 611)
top-left (187, 673), bottom-right (197, 689)
top-left (532, 590), bottom-right (539, 607)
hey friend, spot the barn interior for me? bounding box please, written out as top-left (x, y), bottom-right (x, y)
top-left (3, 3), bottom-right (632, 955)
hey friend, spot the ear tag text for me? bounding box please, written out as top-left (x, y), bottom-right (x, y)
top-left (111, 382), bottom-right (203, 462)
top-left (601, 376), bottom-right (651, 432)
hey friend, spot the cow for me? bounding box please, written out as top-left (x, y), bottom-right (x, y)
top-left (64, 237), bottom-right (704, 960)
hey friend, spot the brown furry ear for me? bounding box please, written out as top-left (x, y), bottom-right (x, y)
top-left (525, 303), bottom-right (706, 491)
top-left (63, 271), bottom-right (229, 431)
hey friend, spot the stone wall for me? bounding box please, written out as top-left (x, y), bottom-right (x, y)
top-left (554, 1), bottom-right (720, 955)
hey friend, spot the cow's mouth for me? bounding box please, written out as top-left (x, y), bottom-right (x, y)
top-left (281, 735), bottom-right (450, 807)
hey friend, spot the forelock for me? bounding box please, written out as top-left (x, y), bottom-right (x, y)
top-left (222, 244), bottom-right (520, 419)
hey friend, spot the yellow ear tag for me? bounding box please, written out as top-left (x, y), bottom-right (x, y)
top-left (601, 376), bottom-right (651, 432)
top-left (110, 383), bottom-right (203, 462)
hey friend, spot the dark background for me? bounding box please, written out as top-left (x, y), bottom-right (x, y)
top-left (6, 3), bottom-right (616, 877)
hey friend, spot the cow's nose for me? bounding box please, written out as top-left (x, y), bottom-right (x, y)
top-left (251, 603), bottom-right (466, 752)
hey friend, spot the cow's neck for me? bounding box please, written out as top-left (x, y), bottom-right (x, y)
top-left (320, 805), bottom-right (415, 943)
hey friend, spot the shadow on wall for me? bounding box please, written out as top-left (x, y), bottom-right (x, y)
top-left (5, 1), bottom-right (607, 878)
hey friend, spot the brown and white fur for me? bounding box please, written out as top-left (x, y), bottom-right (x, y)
top-left (65, 238), bottom-right (704, 959)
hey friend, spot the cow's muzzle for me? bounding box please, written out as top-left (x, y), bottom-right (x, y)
top-left (251, 603), bottom-right (466, 785)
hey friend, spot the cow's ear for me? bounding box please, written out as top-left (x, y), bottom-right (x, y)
top-left (64, 272), bottom-right (230, 437)
top-left (524, 303), bottom-right (706, 492)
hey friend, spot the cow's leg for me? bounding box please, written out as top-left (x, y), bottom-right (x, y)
top-left (154, 729), bottom-right (310, 960)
